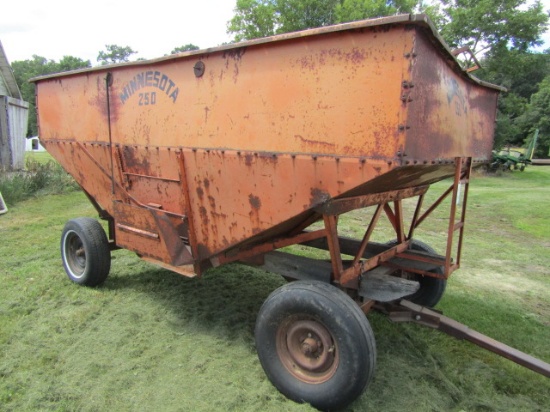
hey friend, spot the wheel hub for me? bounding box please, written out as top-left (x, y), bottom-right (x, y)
top-left (301, 336), bottom-right (319, 355)
top-left (64, 231), bottom-right (86, 277)
top-left (277, 317), bottom-right (338, 384)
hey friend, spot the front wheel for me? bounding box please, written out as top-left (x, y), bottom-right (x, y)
top-left (61, 218), bottom-right (111, 286)
top-left (255, 281), bottom-right (376, 410)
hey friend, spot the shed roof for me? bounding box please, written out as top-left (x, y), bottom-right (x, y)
top-left (0, 40), bottom-right (22, 99)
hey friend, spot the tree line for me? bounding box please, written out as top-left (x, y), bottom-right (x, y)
top-left (12, 0), bottom-right (550, 157)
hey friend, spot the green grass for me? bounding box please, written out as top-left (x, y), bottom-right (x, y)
top-left (0, 168), bottom-right (549, 411)
top-left (24, 151), bottom-right (55, 164)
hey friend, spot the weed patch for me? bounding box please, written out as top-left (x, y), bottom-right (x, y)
top-left (0, 158), bottom-right (79, 205)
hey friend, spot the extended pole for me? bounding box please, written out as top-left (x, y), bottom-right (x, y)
top-left (378, 299), bottom-right (550, 378)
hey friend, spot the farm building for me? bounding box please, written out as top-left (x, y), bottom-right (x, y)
top-left (0, 40), bottom-right (29, 170)
top-left (25, 136), bottom-right (45, 152)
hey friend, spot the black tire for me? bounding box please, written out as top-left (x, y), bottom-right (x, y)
top-left (61, 218), bottom-right (111, 286)
top-left (255, 281), bottom-right (376, 410)
top-left (387, 240), bottom-right (446, 307)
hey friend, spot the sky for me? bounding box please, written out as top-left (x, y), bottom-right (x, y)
top-left (0, 0), bottom-right (237, 64)
top-left (1, 0), bottom-right (550, 65)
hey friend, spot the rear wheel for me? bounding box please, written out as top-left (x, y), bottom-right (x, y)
top-left (61, 218), bottom-right (111, 286)
top-left (387, 240), bottom-right (446, 307)
top-left (255, 281), bottom-right (376, 410)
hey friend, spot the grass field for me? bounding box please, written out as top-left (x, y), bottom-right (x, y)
top-left (0, 166), bottom-right (549, 411)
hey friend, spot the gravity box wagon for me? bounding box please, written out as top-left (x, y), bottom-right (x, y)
top-left (32, 15), bottom-right (549, 410)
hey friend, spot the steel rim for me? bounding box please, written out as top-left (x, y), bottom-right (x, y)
top-left (63, 230), bottom-right (86, 278)
top-left (276, 316), bottom-right (339, 384)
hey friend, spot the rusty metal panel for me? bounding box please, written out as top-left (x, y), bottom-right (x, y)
top-left (115, 145), bottom-right (187, 214)
top-left (113, 202), bottom-right (191, 266)
top-left (40, 141), bottom-right (115, 213)
top-left (36, 25), bottom-right (413, 158)
top-left (32, 15), bottom-right (501, 269)
top-left (404, 28), bottom-right (499, 161)
top-left (183, 150), bottom-right (392, 258)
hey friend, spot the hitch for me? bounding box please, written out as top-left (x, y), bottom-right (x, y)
top-left (376, 299), bottom-right (550, 378)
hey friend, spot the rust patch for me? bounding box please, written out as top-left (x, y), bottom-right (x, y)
top-left (300, 47), bottom-right (368, 71)
top-left (196, 187), bottom-right (204, 199)
top-left (295, 135), bottom-right (336, 150)
top-left (244, 153), bottom-right (254, 166)
top-left (91, 74), bottom-right (121, 123)
top-left (199, 206), bottom-right (209, 222)
top-left (223, 47), bottom-right (246, 61)
top-left (310, 188), bottom-right (331, 207)
top-left (249, 194), bottom-right (261, 210)
top-left (446, 78), bottom-right (468, 116)
top-left (258, 152), bottom-right (279, 165)
top-left (121, 145), bottom-right (152, 175)
top-left (198, 206), bottom-right (210, 249)
top-left (222, 47), bottom-right (246, 84)
top-left (299, 55), bottom-right (316, 71)
top-left (348, 47), bottom-right (367, 64)
top-left (208, 195), bottom-right (216, 210)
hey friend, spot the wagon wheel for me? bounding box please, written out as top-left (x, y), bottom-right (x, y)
top-left (255, 281), bottom-right (376, 410)
top-left (386, 240), bottom-right (446, 307)
top-left (61, 218), bottom-right (111, 286)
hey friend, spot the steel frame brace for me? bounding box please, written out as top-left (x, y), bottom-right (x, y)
top-left (224, 158), bottom-right (471, 289)
top-left (312, 158), bottom-right (472, 287)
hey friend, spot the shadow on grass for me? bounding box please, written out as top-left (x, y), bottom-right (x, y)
top-left (102, 261), bottom-right (288, 343)
top-left (93, 257), bottom-right (550, 411)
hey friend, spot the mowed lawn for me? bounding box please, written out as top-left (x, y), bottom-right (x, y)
top-left (0, 166), bottom-right (549, 411)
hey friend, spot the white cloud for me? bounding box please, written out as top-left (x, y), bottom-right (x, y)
top-left (1, 0), bottom-right (237, 64)
top-left (3, 1), bottom-right (550, 64)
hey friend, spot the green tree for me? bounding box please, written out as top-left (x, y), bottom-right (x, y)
top-left (97, 44), bottom-right (137, 65)
top-left (517, 76), bottom-right (550, 157)
top-left (493, 93), bottom-right (530, 150)
top-left (474, 47), bottom-right (550, 150)
top-left (228, 0), bottom-right (341, 41)
top-left (170, 44), bottom-right (200, 54)
top-left (335, 0), bottom-right (417, 22)
top-left (12, 55), bottom-right (91, 137)
top-left (227, 0), bottom-right (449, 42)
top-left (276, 0), bottom-right (340, 32)
top-left (439, 0), bottom-right (548, 55)
top-left (479, 48), bottom-right (550, 99)
top-left (56, 55), bottom-right (92, 72)
top-left (228, 0), bottom-right (277, 41)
